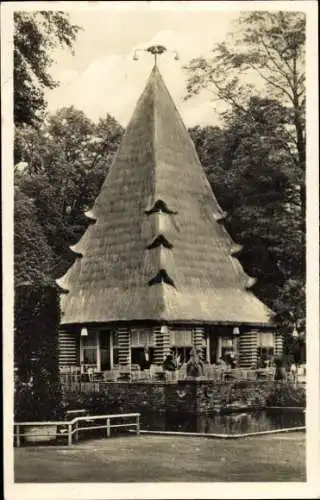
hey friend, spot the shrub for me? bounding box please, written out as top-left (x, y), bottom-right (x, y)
top-left (14, 284), bottom-right (63, 421)
top-left (266, 383), bottom-right (306, 407)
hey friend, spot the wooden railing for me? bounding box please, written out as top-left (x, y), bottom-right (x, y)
top-left (14, 412), bottom-right (140, 447)
top-left (60, 366), bottom-right (274, 383)
top-left (59, 365), bottom-right (306, 385)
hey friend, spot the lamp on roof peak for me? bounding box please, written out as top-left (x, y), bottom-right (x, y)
top-left (133, 45), bottom-right (180, 66)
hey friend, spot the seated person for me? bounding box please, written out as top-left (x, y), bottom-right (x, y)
top-left (217, 357), bottom-right (227, 369)
top-left (163, 351), bottom-right (177, 372)
top-left (256, 357), bottom-right (265, 369)
top-left (227, 352), bottom-right (237, 369)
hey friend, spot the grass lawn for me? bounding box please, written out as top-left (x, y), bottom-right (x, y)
top-left (15, 432), bottom-right (305, 483)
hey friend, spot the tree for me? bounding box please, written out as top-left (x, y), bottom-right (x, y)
top-left (185, 12), bottom-right (305, 332)
top-left (188, 125), bottom-right (227, 202)
top-left (184, 11), bottom-right (305, 216)
top-left (188, 97), bottom-right (305, 327)
top-left (15, 107), bottom-right (123, 279)
top-left (14, 11), bottom-right (80, 126)
top-left (14, 187), bottom-right (54, 286)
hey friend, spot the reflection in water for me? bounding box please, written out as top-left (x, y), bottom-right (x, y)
top-left (141, 410), bottom-right (305, 435)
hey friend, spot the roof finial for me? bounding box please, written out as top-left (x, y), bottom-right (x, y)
top-left (133, 45), bottom-right (179, 66)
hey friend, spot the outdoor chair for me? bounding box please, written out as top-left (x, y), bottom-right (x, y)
top-left (155, 372), bottom-right (167, 381)
top-left (86, 368), bottom-right (95, 381)
top-left (103, 370), bottom-right (119, 382)
top-left (70, 366), bottom-right (81, 382)
top-left (149, 364), bottom-right (160, 378)
top-left (118, 372), bottom-right (131, 381)
top-left (118, 366), bottom-right (131, 381)
top-left (92, 371), bottom-right (104, 381)
top-left (59, 366), bottom-right (70, 374)
top-left (166, 371), bottom-right (178, 382)
top-left (177, 366), bottom-right (186, 380)
top-left (222, 371), bottom-right (236, 382)
top-left (130, 364), bottom-right (141, 380)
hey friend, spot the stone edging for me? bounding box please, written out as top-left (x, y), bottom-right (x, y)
top-left (131, 426), bottom-right (306, 439)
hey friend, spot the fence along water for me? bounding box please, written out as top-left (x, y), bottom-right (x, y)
top-left (14, 412), bottom-right (140, 447)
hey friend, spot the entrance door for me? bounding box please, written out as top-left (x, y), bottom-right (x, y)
top-left (100, 332), bottom-right (111, 371)
top-left (209, 332), bottom-right (219, 364)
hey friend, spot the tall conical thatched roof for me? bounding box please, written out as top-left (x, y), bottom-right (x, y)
top-left (57, 65), bottom-right (272, 326)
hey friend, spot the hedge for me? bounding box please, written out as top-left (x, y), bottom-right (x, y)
top-left (14, 284), bottom-right (63, 421)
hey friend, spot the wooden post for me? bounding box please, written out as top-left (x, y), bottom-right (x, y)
top-left (193, 327), bottom-right (205, 357)
top-left (275, 332), bottom-right (283, 356)
top-left (217, 336), bottom-right (222, 362)
top-left (96, 330), bottom-right (101, 372)
top-left (110, 330), bottom-right (114, 369)
top-left (206, 333), bottom-right (210, 363)
top-left (153, 325), bottom-right (170, 365)
top-left (106, 417), bottom-right (111, 437)
top-left (239, 330), bottom-right (258, 368)
top-left (75, 420), bottom-right (79, 442)
top-left (136, 414), bottom-right (140, 436)
top-left (16, 424), bottom-right (20, 447)
top-left (68, 423), bottom-right (72, 446)
top-left (233, 333), bottom-right (240, 358)
top-left (117, 327), bottom-right (131, 366)
top-left (80, 335), bottom-right (84, 368)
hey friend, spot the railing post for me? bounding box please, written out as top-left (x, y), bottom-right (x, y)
top-left (16, 424), bottom-right (20, 447)
top-left (106, 417), bottom-right (111, 438)
top-left (75, 420), bottom-right (79, 442)
top-left (136, 414), bottom-right (140, 436)
top-left (68, 423), bottom-right (72, 446)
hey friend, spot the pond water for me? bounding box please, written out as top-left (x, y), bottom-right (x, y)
top-left (140, 409), bottom-right (305, 435)
top-left (17, 409), bottom-right (305, 447)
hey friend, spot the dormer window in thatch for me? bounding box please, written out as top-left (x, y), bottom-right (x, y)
top-left (56, 283), bottom-right (69, 294)
top-left (245, 277), bottom-right (258, 289)
top-left (148, 269), bottom-right (176, 288)
top-left (230, 244), bottom-right (243, 257)
top-left (84, 209), bottom-right (97, 223)
top-left (69, 245), bottom-right (83, 258)
top-left (147, 234), bottom-right (173, 250)
top-left (56, 276), bottom-right (70, 294)
top-left (145, 199), bottom-right (177, 215)
top-left (214, 211), bottom-right (228, 222)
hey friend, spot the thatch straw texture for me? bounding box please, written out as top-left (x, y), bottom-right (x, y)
top-left (58, 65), bottom-right (272, 326)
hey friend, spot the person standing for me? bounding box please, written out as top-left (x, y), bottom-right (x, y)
top-left (274, 356), bottom-right (287, 381)
top-left (290, 362), bottom-right (297, 384)
top-left (186, 348), bottom-right (204, 378)
top-left (138, 345), bottom-right (152, 371)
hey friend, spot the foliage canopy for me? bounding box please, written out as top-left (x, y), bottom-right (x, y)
top-left (14, 11), bottom-right (80, 126)
top-left (185, 11), bottom-right (306, 330)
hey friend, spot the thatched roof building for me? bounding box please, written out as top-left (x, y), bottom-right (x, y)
top-left (57, 62), bottom-right (279, 371)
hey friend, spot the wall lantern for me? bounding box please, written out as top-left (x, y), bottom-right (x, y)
top-left (81, 327), bottom-right (88, 337)
top-left (233, 327), bottom-right (240, 335)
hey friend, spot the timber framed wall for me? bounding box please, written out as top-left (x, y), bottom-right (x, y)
top-left (59, 324), bottom-right (281, 369)
top-left (58, 329), bottom-right (79, 366)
